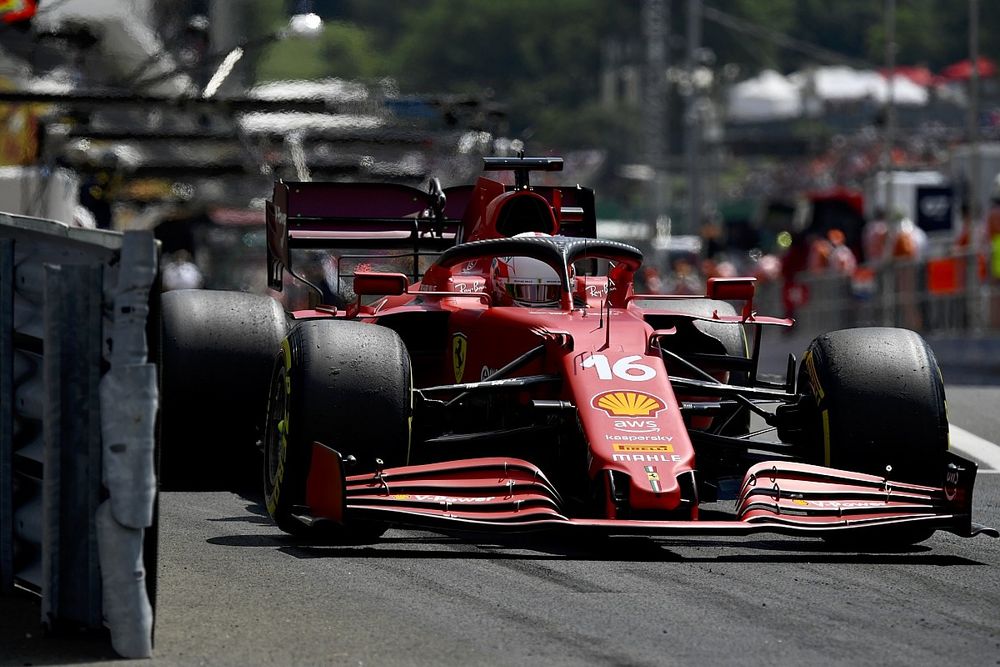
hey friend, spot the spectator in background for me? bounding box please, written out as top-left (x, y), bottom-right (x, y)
top-left (752, 253), bottom-right (782, 284)
top-left (662, 258), bottom-right (702, 295)
top-left (807, 228), bottom-right (857, 275)
top-left (988, 188), bottom-right (1000, 283)
top-left (987, 178), bottom-right (1000, 235)
top-left (638, 266), bottom-right (663, 294)
top-left (806, 231), bottom-right (833, 273)
top-left (955, 202), bottom-right (973, 251)
top-left (827, 229), bottom-right (858, 275)
top-left (862, 206), bottom-right (890, 263)
top-left (699, 216), bottom-right (725, 259)
top-left (883, 213), bottom-right (925, 329)
top-left (702, 256), bottom-right (737, 281)
top-left (986, 183), bottom-right (1000, 328)
top-left (888, 215), bottom-right (927, 262)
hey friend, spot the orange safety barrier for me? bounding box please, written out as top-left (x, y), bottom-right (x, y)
top-left (926, 257), bottom-right (962, 295)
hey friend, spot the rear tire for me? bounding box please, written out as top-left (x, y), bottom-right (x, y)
top-left (263, 320), bottom-right (411, 538)
top-left (798, 327), bottom-right (949, 548)
top-left (159, 289), bottom-right (287, 490)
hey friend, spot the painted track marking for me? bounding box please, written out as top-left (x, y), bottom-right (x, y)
top-left (950, 424), bottom-right (1000, 471)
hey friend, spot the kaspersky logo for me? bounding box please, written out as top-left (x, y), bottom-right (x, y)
top-left (592, 390), bottom-right (666, 417)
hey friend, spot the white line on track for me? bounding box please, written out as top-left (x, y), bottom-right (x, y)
top-left (950, 424), bottom-right (1000, 470)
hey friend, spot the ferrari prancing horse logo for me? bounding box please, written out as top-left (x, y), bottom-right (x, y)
top-left (452, 333), bottom-right (468, 382)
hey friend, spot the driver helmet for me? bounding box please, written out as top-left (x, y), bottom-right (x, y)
top-left (491, 233), bottom-right (564, 307)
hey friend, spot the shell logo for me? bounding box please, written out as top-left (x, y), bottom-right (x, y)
top-left (592, 390), bottom-right (666, 417)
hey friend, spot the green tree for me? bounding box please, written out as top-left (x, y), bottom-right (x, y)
top-left (256, 20), bottom-right (389, 81)
top-left (251, 0), bottom-right (1000, 153)
top-left (388, 0), bottom-right (635, 144)
top-left (703, 0), bottom-right (797, 70)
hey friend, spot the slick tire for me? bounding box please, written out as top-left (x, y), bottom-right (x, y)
top-left (263, 320), bottom-right (411, 538)
top-left (159, 289), bottom-right (288, 490)
top-left (798, 327), bottom-right (949, 548)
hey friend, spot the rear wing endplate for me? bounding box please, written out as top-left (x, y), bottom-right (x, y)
top-left (266, 180), bottom-right (472, 291)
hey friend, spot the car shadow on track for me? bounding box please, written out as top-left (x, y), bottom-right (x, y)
top-left (204, 530), bottom-right (986, 567)
top-left (201, 497), bottom-right (991, 565)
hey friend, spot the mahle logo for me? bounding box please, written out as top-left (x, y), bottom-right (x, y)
top-left (592, 390), bottom-right (666, 417)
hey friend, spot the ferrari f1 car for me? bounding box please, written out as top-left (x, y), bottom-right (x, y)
top-left (160, 156), bottom-right (997, 549)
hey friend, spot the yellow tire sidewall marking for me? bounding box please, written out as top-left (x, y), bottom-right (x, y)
top-left (266, 338), bottom-right (293, 516)
top-left (803, 350), bottom-right (825, 404)
top-left (822, 408), bottom-right (831, 467)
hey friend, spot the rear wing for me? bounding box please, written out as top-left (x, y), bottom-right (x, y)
top-left (266, 181), bottom-right (472, 291)
top-left (266, 157), bottom-right (599, 292)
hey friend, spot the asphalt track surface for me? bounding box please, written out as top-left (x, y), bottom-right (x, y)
top-left (2, 384), bottom-right (999, 666)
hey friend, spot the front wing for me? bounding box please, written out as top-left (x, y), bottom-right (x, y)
top-left (295, 443), bottom-right (998, 541)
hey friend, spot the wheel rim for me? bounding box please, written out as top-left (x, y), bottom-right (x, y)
top-left (265, 364), bottom-right (289, 487)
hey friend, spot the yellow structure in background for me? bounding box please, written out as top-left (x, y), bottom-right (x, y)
top-left (0, 78), bottom-right (38, 166)
top-left (0, 0), bottom-right (36, 24)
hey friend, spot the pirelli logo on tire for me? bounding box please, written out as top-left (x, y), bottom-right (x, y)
top-left (265, 338), bottom-right (293, 517)
top-left (803, 350), bottom-right (825, 404)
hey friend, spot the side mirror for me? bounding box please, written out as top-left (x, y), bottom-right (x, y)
top-left (706, 277), bottom-right (756, 320)
top-left (706, 277), bottom-right (756, 302)
top-left (353, 272), bottom-right (409, 296)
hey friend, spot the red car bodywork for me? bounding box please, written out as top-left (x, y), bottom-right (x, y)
top-left (265, 158), bottom-right (995, 541)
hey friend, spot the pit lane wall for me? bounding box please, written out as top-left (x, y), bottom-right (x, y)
top-left (0, 212), bottom-right (158, 658)
top-left (754, 250), bottom-right (1000, 379)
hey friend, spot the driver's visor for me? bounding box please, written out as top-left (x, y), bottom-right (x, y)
top-left (506, 282), bottom-right (561, 306)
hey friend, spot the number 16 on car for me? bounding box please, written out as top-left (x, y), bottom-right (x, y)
top-left (580, 354), bottom-right (657, 382)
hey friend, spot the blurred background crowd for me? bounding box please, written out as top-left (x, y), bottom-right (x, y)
top-left (2, 0), bottom-right (1000, 334)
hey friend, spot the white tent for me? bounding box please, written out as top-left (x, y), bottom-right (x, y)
top-left (873, 74), bottom-right (929, 106)
top-left (726, 69), bottom-right (802, 123)
top-left (790, 66), bottom-right (928, 107)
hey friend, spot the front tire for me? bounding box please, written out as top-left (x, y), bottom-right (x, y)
top-left (798, 327), bottom-right (949, 547)
top-left (263, 320), bottom-right (411, 537)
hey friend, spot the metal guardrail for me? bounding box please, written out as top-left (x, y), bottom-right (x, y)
top-left (0, 213), bottom-right (158, 658)
top-left (757, 249), bottom-right (1000, 344)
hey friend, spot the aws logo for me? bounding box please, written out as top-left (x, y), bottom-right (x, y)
top-left (592, 390), bottom-right (666, 418)
top-left (612, 419), bottom-right (659, 433)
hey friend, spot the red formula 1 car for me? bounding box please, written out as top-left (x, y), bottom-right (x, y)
top-left (160, 156), bottom-right (996, 549)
